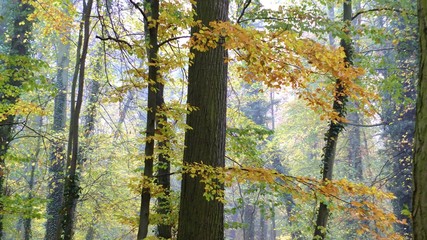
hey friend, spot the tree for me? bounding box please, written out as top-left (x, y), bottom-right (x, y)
top-left (45, 34), bottom-right (70, 240)
top-left (134, 0), bottom-right (160, 238)
top-left (314, 1), bottom-right (353, 239)
top-left (0, 1), bottom-right (33, 237)
top-left (177, 0), bottom-right (229, 239)
top-left (61, 0), bottom-right (93, 238)
top-left (413, 0), bottom-right (427, 238)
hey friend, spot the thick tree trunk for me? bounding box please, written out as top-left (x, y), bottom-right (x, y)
top-left (313, 1), bottom-right (352, 239)
top-left (62, 0), bottom-right (93, 238)
top-left (0, 1), bottom-right (33, 237)
top-left (177, 0), bottom-right (229, 239)
top-left (45, 37), bottom-right (70, 240)
top-left (137, 0), bottom-right (159, 239)
top-left (413, 0), bottom-right (427, 238)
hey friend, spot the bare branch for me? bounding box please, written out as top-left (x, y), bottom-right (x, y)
top-left (158, 35), bottom-right (191, 48)
top-left (96, 35), bottom-right (133, 48)
top-left (237, 0), bottom-right (252, 24)
top-left (344, 121), bottom-right (389, 128)
top-left (352, 8), bottom-right (414, 20)
top-left (128, 0), bottom-right (148, 23)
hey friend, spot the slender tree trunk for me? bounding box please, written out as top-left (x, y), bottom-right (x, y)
top-left (271, 204), bottom-right (276, 240)
top-left (156, 83), bottom-right (172, 238)
top-left (243, 204), bottom-right (255, 240)
top-left (413, 0), bottom-right (427, 238)
top-left (0, 1), bottom-right (33, 237)
top-left (45, 37), bottom-right (70, 240)
top-left (62, 0), bottom-right (93, 238)
top-left (313, 1), bottom-right (352, 239)
top-left (260, 208), bottom-right (268, 240)
top-left (347, 108), bottom-right (363, 181)
top-left (23, 116), bottom-right (42, 240)
top-left (137, 0), bottom-right (160, 238)
top-left (347, 0), bottom-right (363, 183)
top-left (177, 0), bottom-right (229, 239)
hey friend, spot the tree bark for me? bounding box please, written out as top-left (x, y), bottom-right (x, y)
top-left (156, 83), bottom-right (172, 238)
top-left (0, 1), bottom-right (33, 237)
top-left (137, 0), bottom-right (160, 238)
top-left (413, 0), bottom-right (427, 238)
top-left (177, 0), bottom-right (229, 239)
top-left (313, 1), bottom-right (352, 239)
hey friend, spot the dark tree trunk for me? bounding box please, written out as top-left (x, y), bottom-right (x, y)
top-left (45, 37), bottom-right (70, 240)
top-left (0, 1), bottom-right (33, 237)
top-left (413, 0), bottom-right (427, 238)
top-left (313, 1), bottom-right (352, 239)
top-left (156, 83), bottom-right (172, 238)
top-left (62, 0), bottom-right (93, 238)
top-left (177, 0), bottom-right (229, 239)
top-left (137, 0), bottom-right (160, 238)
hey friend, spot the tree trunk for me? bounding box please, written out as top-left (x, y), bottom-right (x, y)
top-left (243, 204), bottom-right (255, 240)
top-left (382, 10), bottom-right (417, 237)
top-left (313, 1), bottom-right (352, 239)
top-left (413, 0), bottom-right (427, 238)
top-left (156, 83), bottom-right (172, 238)
top-left (23, 116), bottom-right (43, 240)
top-left (136, 0), bottom-right (160, 238)
top-left (62, 0), bottom-right (93, 238)
top-left (45, 37), bottom-right (70, 240)
top-left (347, 109), bottom-right (363, 181)
top-left (177, 0), bottom-right (229, 239)
top-left (260, 208), bottom-right (268, 240)
top-left (0, 1), bottom-right (33, 237)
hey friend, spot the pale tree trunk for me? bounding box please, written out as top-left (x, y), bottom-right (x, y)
top-left (347, 0), bottom-right (363, 183)
top-left (45, 37), bottom-right (70, 240)
top-left (61, 0), bottom-right (93, 238)
top-left (136, 0), bottom-right (160, 238)
top-left (23, 116), bottom-right (43, 240)
top-left (243, 204), bottom-right (255, 240)
top-left (177, 0), bottom-right (229, 239)
top-left (260, 208), bottom-right (268, 240)
top-left (413, 0), bottom-right (427, 238)
top-left (313, 1), bottom-right (352, 239)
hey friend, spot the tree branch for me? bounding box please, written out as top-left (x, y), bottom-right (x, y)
top-left (158, 35), bottom-right (191, 48)
top-left (96, 35), bottom-right (133, 48)
top-left (352, 8), bottom-right (410, 20)
top-left (344, 121), bottom-right (388, 127)
top-left (128, 0), bottom-right (148, 23)
top-left (237, 0), bottom-right (252, 24)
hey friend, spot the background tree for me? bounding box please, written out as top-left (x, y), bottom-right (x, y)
top-left (0, 1), bottom-right (33, 237)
